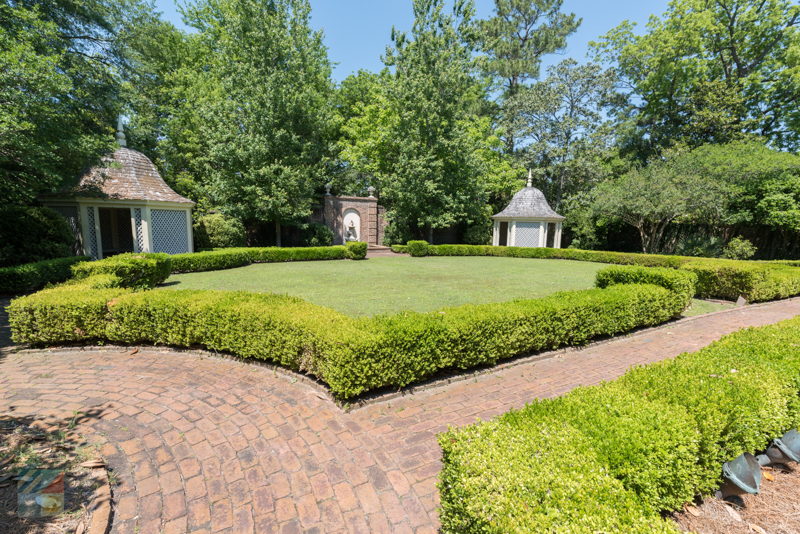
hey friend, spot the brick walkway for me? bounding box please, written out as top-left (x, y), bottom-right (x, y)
top-left (2, 299), bottom-right (800, 533)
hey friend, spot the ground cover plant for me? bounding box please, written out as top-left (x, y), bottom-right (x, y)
top-left (8, 251), bottom-right (694, 399)
top-left (438, 317), bottom-right (800, 533)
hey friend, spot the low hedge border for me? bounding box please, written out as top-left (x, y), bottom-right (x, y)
top-left (8, 255), bottom-right (690, 399)
top-left (438, 316), bottom-right (800, 532)
top-left (407, 242), bottom-right (800, 303)
top-left (0, 256), bottom-right (90, 294)
top-left (72, 253), bottom-right (172, 290)
top-left (169, 243), bottom-right (366, 273)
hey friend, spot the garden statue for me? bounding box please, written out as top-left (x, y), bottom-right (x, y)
top-left (345, 221), bottom-right (358, 241)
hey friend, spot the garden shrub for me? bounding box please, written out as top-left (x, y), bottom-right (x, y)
top-left (722, 236), bottom-right (757, 260)
top-left (406, 240), bottom-right (429, 257)
top-left (390, 244), bottom-right (407, 253)
top-left (595, 265), bottom-right (697, 310)
top-left (72, 253), bottom-right (172, 290)
top-left (238, 246), bottom-right (348, 263)
top-left (298, 222), bottom-right (335, 247)
top-left (170, 249), bottom-right (252, 273)
top-left (438, 419), bottom-right (675, 534)
top-left (8, 274), bottom-right (130, 344)
top-left (0, 256), bottom-right (89, 294)
top-left (345, 241), bottom-right (367, 260)
top-left (439, 316), bottom-right (800, 532)
top-left (192, 213), bottom-right (246, 249)
top-left (0, 206), bottom-right (75, 267)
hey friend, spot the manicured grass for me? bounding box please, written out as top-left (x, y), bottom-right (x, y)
top-left (162, 256), bottom-right (607, 316)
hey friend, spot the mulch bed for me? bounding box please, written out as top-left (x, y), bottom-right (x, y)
top-left (0, 417), bottom-right (105, 534)
top-left (673, 464), bottom-right (800, 534)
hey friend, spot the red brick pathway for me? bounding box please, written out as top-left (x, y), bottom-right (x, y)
top-left (2, 299), bottom-right (800, 533)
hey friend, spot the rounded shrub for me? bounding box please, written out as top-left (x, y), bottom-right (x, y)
top-left (723, 236), bottom-right (757, 260)
top-left (345, 241), bottom-right (367, 260)
top-left (0, 206), bottom-right (74, 267)
top-left (193, 213), bottom-right (246, 249)
top-left (406, 240), bottom-right (429, 257)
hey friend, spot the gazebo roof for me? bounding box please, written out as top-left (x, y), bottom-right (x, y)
top-left (493, 175), bottom-right (564, 220)
top-left (61, 147), bottom-right (194, 204)
top-left (46, 121), bottom-right (193, 205)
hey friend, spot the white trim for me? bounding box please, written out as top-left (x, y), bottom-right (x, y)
top-left (129, 208), bottom-right (139, 253)
top-left (143, 207), bottom-right (153, 252)
top-left (92, 206), bottom-right (102, 259)
top-left (186, 209), bottom-right (194, 253)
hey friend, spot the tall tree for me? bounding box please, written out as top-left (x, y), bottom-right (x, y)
top-left (0, 0), bottom-right (152, 204)
top-left (594, 0), bottom-right (800, 153)
top-left (511, 59), bottom-right (616, 210)
top-left (182, 0), bottom-right (336, 245)
top-left (352, 0), bottom-right (489, 242)
top-left (477, 0), bottom-right (580, 152)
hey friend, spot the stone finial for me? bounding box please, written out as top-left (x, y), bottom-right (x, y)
top-left (367, 185), bottom-right (376, 198)
top-left (116, 116), bottom-right (127, 147)
top-left (527, 168), bottom-right (533, 188)
top-left (325, 182), bottom-right (332, 196)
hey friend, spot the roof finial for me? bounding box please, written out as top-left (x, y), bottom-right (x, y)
top-left (527, 168), bottom-right (533, 188)
top-left (116, 116), bottom-right (127, 147)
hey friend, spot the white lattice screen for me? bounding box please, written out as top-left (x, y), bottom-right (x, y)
top-left (151, 209), bottom-right (189, 254)
top-left (133, 208), bottom-right (145, 252)
top-left (85, 207), bottom-right (99, 259)
top-left (515, 222), bottom-right (541, 248)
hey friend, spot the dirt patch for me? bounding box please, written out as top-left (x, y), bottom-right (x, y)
top-left (0, 417), bottom-right (106, 534)
top-left (674, 464), bottom-right (800, 534)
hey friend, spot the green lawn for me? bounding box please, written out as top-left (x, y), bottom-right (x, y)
top-left (163, 255), bottom-right (737, 318)
top-left (163, 256), bottom-right (607, 316)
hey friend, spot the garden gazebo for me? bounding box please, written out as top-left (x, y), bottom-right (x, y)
top-left (41, 120), bottom-right (194, 259)
top-left (492, 171), bottom-right (565, 248)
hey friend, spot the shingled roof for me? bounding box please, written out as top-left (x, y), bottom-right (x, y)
top-left (493, 181), bottom-right (564, 220)
top-left (53, 147), bottom-right (194, 205)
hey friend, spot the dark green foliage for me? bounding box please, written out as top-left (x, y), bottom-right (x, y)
top-left (192, 213), bottom-right (246, 248)
top-left (0, 206), bottom-right (76, 267)
top-left (170, 250), bottom-right (252, 273)
top-left (0, 256), bottom-right (89, 295)
top-left (345, 241), bottom-right (367, 260)
top-left (298, 222), bottom-right (334, 247)
top-left (596, 265), bottom-right (696, 310)
top-left (439, 317), bottom-right (800, 532)
top-left (72, 253), bottom-right (172, 290)
top-left (406, 240), bottom-right (429, 257)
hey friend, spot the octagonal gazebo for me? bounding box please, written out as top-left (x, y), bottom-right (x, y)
top-left (492, 172), bottom-right (564, 248)
top-left (41, 120), bottom-right (194, 259)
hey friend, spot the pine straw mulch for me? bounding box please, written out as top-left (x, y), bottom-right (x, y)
top-left (0, 416), bottom-right (106, 534)
top-left (673, 464), bottom-right (800, 534)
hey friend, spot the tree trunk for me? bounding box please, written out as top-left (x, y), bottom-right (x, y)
top-left (427, 225), bottom-right (434, 243)
top-left (275, 220), bottom-right (282, 247)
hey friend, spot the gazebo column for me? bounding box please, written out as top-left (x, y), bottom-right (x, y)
top-left (555, 222), bottom-right (563, 248)
top-left (492, 221), bottom-right (499, 246)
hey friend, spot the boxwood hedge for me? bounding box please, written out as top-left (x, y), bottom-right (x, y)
top-left (169, 245), bottom-right (358, 273)
top-left (439, 317), bottom-right (800, 532)
top-left (409, 242), bottom-right (800, 302)
top-left (8, 254), bottom-right (690, 399)
top-left (0, 256), bottom-right (89, 294)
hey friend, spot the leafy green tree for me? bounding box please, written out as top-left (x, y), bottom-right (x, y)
top-left (477, 0), bottom-right (580, 152)
top-left (594, 0), bottom-right (800, 153)
top-left (182, 0), bottom-right (336, 245)
top-left (511, 59), bottom-right (616, 210)
top-left (0, 0), bottom-right (151, 204)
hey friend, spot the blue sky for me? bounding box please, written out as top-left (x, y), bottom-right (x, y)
top-left (153, 0), bottom-right (670, 82)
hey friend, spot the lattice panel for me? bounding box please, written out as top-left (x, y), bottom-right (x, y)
top-left (85, 207), bottom-right (99, 259)
top-left (151, 209), bottom-right (188, 254)
top-left (133, 208), bottom-right (145, 252)
top-left (515, 222), bottom-right (541, 248)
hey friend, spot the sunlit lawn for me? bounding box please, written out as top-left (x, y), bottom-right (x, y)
top-left (163, 255), bottom-right (735, 317)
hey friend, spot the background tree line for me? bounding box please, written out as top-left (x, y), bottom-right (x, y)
top-left (2, 0), bottom-right (799, 257)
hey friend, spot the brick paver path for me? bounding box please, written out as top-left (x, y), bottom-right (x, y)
top-left (2, 298), bottom-right (800, 533)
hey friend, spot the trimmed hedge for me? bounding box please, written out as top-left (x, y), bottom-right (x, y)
top-left (9, 255), bottom-right (689, 398)
top-left (170, 246), bottom-right (350, 273)
top-left (0, 256), bottom-right (89, 294)
top-left (72, 253), bottom-right (172, 289)
top-left (438, 316), bottom-right (800, 532)
top-left (411, 243), bottom-right (800, 302)
top-left (596, 265), bottom-right (697, 310)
